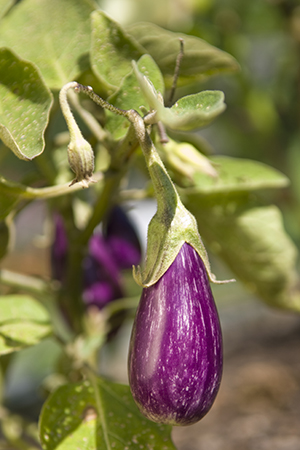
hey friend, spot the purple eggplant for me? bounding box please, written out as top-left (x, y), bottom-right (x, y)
top-left (128, 242), bottom-right (223, 426)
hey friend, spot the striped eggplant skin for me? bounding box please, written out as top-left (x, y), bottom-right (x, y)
top-left (128, 243), bottom-right (223, 426)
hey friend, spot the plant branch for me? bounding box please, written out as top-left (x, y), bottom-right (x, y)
top-left (167, 38), bottom-right (184, 107)
top-left (0, 172), bottom-right (103, 200)
top-left (0, 269), bottom-right (55, 295)
top-left (74, 83), bottom-right (128, 117)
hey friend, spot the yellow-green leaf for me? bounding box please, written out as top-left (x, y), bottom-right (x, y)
top-left (0, 0), bottom-right (96, 89)
top-left (0, 295), bottom-right (52, 355)
top-left (0, 48), bottom-right (52, 160)
top-left (91, 10), bottom-right (144, 93)
top-left (127, 22), bottom-right (240, 87)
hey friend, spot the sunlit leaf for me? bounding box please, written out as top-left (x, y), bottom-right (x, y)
top-left (0, 295), bottom-right (52, 355)
top-left (0, 0), bottom-right (96, 89)
top-left (188, 156), bottom-right (290, 193)
top-left (106, 54), bottom-right (164, 139)
top-left (91, 10), bottom-right (144, 93)
top-left (39, 378), bottom-right (176, 450)
top-left (127, 22), bottom-right (239, 87)
top-left (0, 48), bottom-right (52, 160)
top-left (186, 193), bottom-right (300, 312)
top-left (163, 91), bottom-right (226, 130)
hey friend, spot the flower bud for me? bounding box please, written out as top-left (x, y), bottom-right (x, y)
top-left (128, 242), bottom-right (223, 425)
top-left (67, 136), bottom-right (95, 188)
top-left (59, 82), bottom-right (95, 188)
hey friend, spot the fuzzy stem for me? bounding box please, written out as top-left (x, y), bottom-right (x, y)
top-left (126, 109), bottom-right (180, 218)
top-left (75, 83), bottom-right (128, 117)
top-left (0, 173), bottom-right (103, 200)
top-left (67, 90), bottom-right (107, 143)
top-left (59, 82), bottom-right (84, 143)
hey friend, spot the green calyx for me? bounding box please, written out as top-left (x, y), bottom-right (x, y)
top-left (127, 109), bottom-right (231, 288)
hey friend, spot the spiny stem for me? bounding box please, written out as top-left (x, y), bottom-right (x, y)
top-left (75, 83), bottom-right (128, 117)
top-left (126, 109), bottom-right (180, 217)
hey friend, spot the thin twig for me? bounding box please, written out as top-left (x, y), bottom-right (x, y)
top-left (167, 38), bottom-right (184, 107)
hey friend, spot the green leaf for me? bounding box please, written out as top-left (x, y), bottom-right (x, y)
top-left (186, 193), bottom-right (300, 312)
top-left (0, 48), bottom-right (52, 160)
top-left (127, 22), bottom-right (240, 88)
top-left (188, 156), bottom-right (290, 193)
top-left (0, 0), bottom-right (13, 19)
top-left (106, 54), bottom-right (165, 140)
top-left (39, 378), bottom-right (176, 450)
top-left (0, 0), bottom-right (96, 89)
top-left (163, 91), bottom-right (226, 130)
top-left (91, 10), bottom-right (145, 93)
top-left (0, 295), bottom-right (52, 355)
top-left (0, 220), bottom-right (9, 259)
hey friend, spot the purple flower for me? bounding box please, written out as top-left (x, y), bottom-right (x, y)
top-left (51, 206), bottom-right (141, 310)
top-left (128, 242), bottom-right (223, 426)
top-left (82, 233), bottom-right (123, 308)
top-left (104, 206), bottom-right (142, 269)
top-left (51, 214), bottom-right (68, 282)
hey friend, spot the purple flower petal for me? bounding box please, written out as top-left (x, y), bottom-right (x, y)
top-left (83, 233), bottom-right (124, 308)
top-left (51, 214), bottom-right (68, 282)
top-left (128, 242), bottom-right (223, 426)
top-left (105, 206), bottom-right (141, 269)
top-left (88, 233), bottom-right (122, 291)
top-left (83, 281), bottom-right (115, 308)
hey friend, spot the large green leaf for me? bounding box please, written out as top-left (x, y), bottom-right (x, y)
top-left (0, 295), bottom-right (52, 355)
top-left (0, 48), bottom-right (52, 160)
top-left (39, 378), bottom-right (176, 450)
top-left (187, 156), bottom-right (290, 193)
top-left (127, 22), bottom-right (239, 87)
top-left (91, 10), bottom-right (145, 93)
top-left (186, 193), bottom-right (300, 312)
top-left (106, 54), bottom-right (165, 140)
top-left (0, 0), bottom-right (96, 89)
